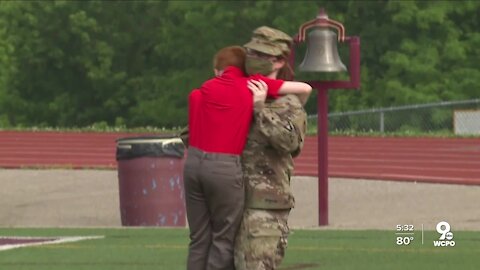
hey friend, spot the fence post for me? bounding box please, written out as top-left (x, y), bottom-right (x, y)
top-left (380, 111), bottom-right (384, 133)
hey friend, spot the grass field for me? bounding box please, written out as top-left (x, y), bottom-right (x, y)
top-left (0, 228), bottom-right (479, 270)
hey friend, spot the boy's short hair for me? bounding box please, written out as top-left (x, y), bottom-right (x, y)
top-left (213, 46), bottom-right (246, 72)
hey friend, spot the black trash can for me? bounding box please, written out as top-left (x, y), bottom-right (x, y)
top-left (116, 135), bottom-right (186, 227)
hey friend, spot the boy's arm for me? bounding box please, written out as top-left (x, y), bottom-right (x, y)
top-left (277, 81), bottom-right (312, 105)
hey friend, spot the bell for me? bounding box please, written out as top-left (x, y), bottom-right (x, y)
top-left (299, 28), bottom-right (347, 72)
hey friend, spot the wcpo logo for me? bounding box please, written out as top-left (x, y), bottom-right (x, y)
top-left (433, 221), bottom-right (455, 247)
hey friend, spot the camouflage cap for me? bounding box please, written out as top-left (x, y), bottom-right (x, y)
top-left (244, 26), bottom-right (293, 57)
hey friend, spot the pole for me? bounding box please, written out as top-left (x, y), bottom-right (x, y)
top-left (317, 86), bottom-right (329, 225)
top-left (309, 81), bottom-right (331, 226)
top-left (380, 112), bottom-right (385, 133)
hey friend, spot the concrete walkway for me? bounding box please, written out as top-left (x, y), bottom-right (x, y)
top-left (1, 169), bottom-right (479, 230)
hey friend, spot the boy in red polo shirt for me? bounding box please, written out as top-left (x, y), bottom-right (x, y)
top-left (184, 46), bottom-right (311, 270)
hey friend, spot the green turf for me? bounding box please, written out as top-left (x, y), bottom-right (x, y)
top-left (0, 228), bottom-right (478, 270)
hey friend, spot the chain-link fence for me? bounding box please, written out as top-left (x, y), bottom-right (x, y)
top-left (307, 99), bottom-right (480, 135)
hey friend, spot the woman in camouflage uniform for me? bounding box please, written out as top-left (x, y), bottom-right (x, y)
top-left (234, 26), bottom-right (311, 270)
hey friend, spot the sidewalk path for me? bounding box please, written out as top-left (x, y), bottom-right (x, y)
top-left (1, 169), bottom-right (479, 230)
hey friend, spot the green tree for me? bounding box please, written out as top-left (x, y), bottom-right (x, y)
top-left (330, 1), bottom-right (480, 113)
top-left (0, 1), bottom-right (479, 128)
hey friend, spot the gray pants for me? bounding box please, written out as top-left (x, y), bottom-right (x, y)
top-left (183, 147), bottom-right (245, 270)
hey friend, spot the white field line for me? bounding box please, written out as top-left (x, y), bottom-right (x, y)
top-left (0, 235), bottom-right (105, 251)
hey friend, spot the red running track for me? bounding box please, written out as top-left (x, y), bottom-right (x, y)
top-left (295, 136), bottom-right (480, 185)
top-left (1, 131), bottom-right (479, 185)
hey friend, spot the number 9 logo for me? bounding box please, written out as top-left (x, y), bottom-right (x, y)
top-left (436, 221), bottom-right (451, 240)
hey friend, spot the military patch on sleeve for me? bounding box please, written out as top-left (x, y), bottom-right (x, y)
top-left (284, 121), bottom-right (294, 132)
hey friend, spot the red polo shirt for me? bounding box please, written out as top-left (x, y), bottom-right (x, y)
top-left (188, 66), bottom-right (283, 155)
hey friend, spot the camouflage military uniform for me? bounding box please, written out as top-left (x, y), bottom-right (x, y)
top-left (235, 94), bottom-right (307, 270)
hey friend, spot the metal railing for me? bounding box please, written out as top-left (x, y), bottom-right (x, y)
top-left (308, 99), bottom-right (480, 134)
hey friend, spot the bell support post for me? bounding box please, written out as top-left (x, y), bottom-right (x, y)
top-left (290, 10), bottom-right (360, 226)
